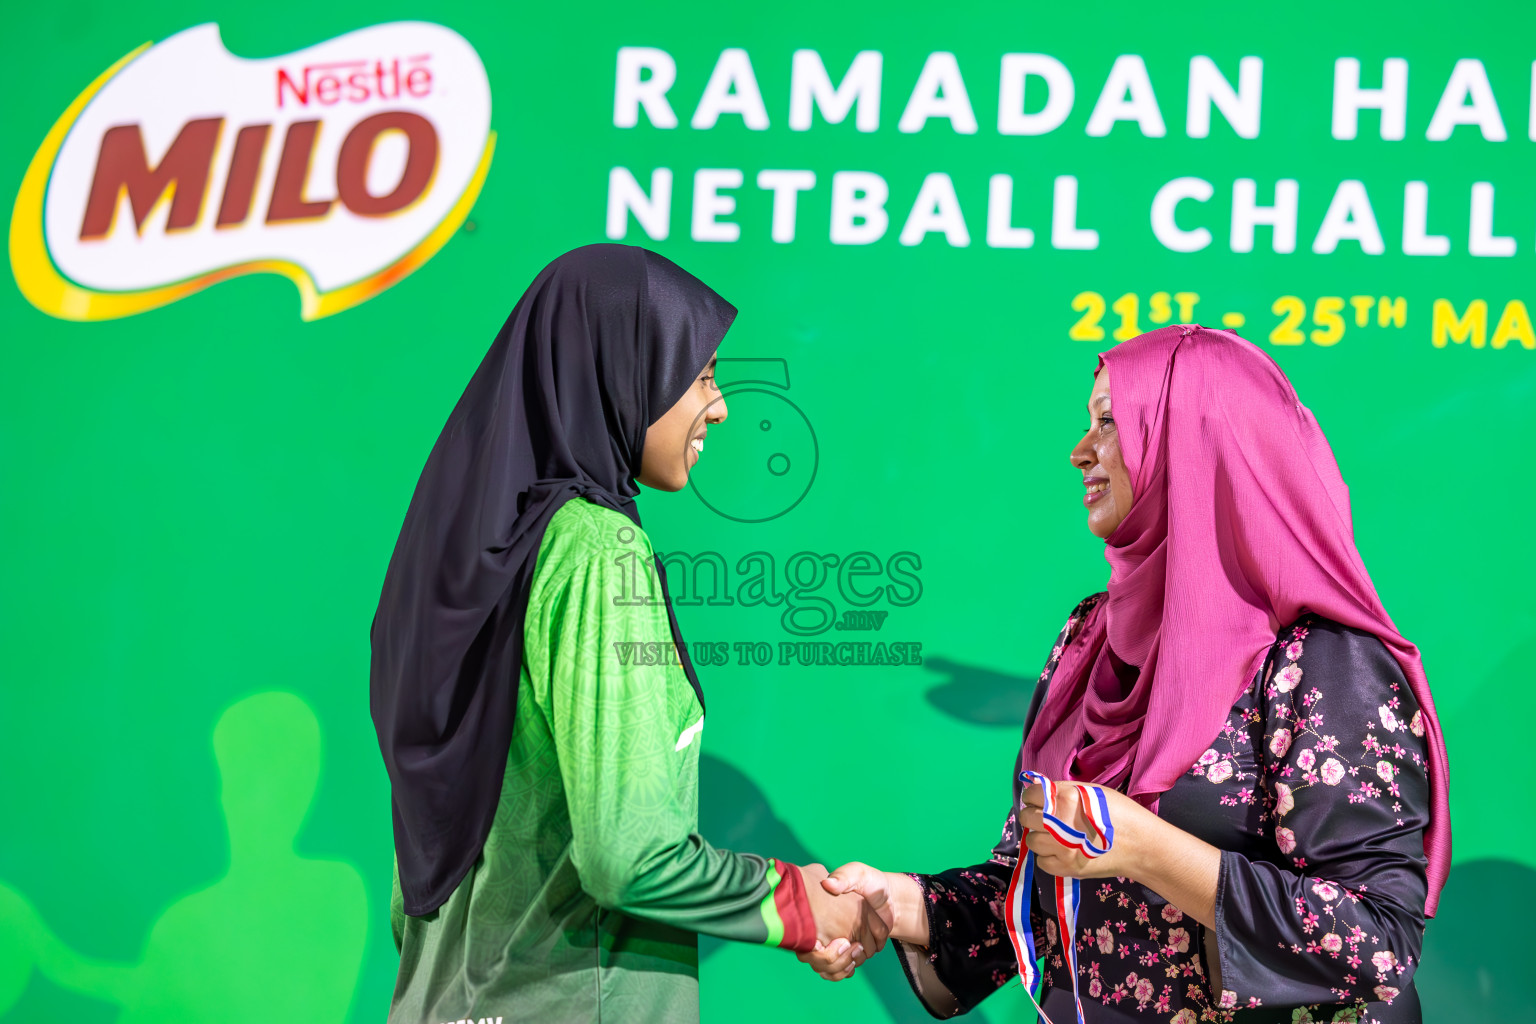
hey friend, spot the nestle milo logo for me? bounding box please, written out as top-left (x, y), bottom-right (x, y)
top-left (11, 22), bottom-right (494, 322)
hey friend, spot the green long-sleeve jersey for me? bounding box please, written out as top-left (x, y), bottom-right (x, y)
top-left (387, 498), bottom-right (815, 1024)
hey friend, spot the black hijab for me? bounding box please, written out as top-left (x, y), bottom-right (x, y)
top-left (370, 243), bottom-right (736, 915)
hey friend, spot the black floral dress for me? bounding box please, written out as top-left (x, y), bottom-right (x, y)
top-left (894, 593), bottom-right (1432, 1023)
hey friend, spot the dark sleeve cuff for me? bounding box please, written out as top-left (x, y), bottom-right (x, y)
top-left (893, 874), bottom-right (964, 1019)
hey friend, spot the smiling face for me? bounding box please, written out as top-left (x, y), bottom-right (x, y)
top-left (637, 352), bottom-right (728, 491)
top-left (1069, 366), bottom-right (1135, 539)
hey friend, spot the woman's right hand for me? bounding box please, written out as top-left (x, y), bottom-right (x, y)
top-left (796, 862), bottom-right (897, 981)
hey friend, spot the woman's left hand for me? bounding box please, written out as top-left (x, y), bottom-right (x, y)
top-left (1019, 781), bottom-right (1154, 881)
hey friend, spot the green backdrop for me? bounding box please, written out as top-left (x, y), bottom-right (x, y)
top-left (3, 0), bottom-right (1533, 1020)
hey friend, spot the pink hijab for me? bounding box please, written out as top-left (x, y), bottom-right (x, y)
top-left (1020, 325), bottom-right (1450, 916)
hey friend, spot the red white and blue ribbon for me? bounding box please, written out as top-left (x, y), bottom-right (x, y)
top-left (1003, 770), bottom-right (1115, 1024)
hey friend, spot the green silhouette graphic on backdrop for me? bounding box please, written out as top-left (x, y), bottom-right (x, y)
top-left (0, 691), bottom-right (367, 1021)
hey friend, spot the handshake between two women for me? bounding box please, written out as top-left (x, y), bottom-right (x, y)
top-left (796, 862), bottom-right (913, 981)
top-left (794, 779), bottom-right (1159, 983)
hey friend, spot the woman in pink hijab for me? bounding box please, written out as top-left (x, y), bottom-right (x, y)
top-left (802, 326), bottom-right (1449, 1023)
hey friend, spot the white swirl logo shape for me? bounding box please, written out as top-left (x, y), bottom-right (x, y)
top-left (9, 22), bottom-right (494, 321)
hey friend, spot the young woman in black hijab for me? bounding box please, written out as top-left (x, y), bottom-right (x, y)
top-left (370, 244), bottom-right (889, 1022)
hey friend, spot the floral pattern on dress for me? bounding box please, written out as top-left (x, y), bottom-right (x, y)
top-left (1194, 617), bottom-right (1429, 1023)
top-left (1067, 878), bottom-right (1217, 1019)
top-left (895, 602), bottom-right (1430, 1024)
top-left (1260, 623), bottom-right (1428, 877)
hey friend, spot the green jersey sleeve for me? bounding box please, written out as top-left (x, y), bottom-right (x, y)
top-left (523, 502), bottom-right (816, 953)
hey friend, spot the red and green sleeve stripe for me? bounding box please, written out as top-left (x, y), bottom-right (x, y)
top-left (760, 858), bottom-right (817, 953)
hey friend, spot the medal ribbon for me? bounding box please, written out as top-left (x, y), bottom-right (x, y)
top-left (1003, 770), bottom-right (1115, 1024)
